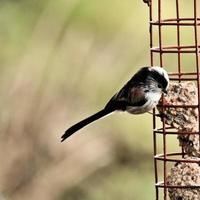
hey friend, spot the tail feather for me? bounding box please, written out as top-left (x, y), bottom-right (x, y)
top-left (61, 109), bottom-right (114, 142)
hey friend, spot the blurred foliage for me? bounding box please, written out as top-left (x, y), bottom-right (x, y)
top-left (0, 0), bottom-right (196, 200)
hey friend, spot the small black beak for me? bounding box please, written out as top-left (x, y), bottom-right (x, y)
top-left (163, 89), bottom-right (167, 94)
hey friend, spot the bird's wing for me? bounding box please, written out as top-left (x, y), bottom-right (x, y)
top-left (105, 67), bottom-right (150, 111)
top-left (105, 84), bottom-right (147, 111)
top-left (128, 86), bottom-right (147, 106)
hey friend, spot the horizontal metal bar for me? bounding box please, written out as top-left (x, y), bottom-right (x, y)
top-left (157, 104), bottom-right (198, 108)
top-left (156, 181), bottom-right (200, 189)
top-left (151, 45), bottom-right (200, 53)
top-left (151, 18), bottom-right (200, 26)
top-left (155, 153), bottom-right (200, 163)
top-left (169, 77), bottom-right (198, 81)
top-left (154, 130), bottom-right (200, 135)
top-left (169, 72), bottom-right (199, 76)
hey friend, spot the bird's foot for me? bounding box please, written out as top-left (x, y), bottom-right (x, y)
top-left (148, 112), bottom-right (167, 120)
top-left (156, 112), bottom-right (168, 122)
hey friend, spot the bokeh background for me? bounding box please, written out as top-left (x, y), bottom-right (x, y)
top-left (0, 0), bottom-right (196, 200)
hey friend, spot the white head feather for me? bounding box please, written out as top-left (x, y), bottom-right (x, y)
top-left (149, 66), bottom-right (169, 89)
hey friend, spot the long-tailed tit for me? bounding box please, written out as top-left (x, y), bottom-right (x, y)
top-left (61, 66), bottom-right (169, 142)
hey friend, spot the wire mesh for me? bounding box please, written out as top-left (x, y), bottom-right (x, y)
top-left (146, 0), bottom-right (200, 199)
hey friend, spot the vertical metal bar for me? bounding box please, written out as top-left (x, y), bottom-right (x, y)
top-left (158, 0), bottom-right (163, 67)
top-left (158, 0), bottom-right (167, 199)
top-left (150, 0), bottom-right (154, 67)
top-left (176, 0), bottom-right (185, 159)
top-left (149, 0), bottom-right (159, 198)
top-left (193, 0), bottom-right (200, 155)
top-left (176, 0), bottom-right (182, 81)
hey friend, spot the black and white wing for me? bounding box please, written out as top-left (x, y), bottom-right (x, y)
top-left (104, 67), bottom-right (149, 111)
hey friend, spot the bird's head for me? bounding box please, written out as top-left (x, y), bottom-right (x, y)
top-left (148, 66), bottom-right (169, 94)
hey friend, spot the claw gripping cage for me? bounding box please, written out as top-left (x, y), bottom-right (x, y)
top-left (145, 0), bottom-right (200, 199)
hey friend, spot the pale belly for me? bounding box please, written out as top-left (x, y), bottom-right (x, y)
top-left (126, 92), bottom-right (162, 114)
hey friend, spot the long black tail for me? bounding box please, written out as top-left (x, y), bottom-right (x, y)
top-left (61, 108), bottom-right (114, 142)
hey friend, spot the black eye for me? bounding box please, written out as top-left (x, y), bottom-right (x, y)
top-left (158, 84), bottom-right (162, 88)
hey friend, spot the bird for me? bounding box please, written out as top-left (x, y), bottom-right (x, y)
top-left (61, 66), bottom-right (169, 142)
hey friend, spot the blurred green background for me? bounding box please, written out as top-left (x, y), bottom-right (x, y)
top-left (0, 0), bottom-right (196, 200)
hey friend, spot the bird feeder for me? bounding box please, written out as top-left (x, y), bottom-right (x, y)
top-left (145, 0), bottom-right (200, 199)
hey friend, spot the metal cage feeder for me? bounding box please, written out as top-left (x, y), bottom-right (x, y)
top-left (145, 0), bottom-right (200, 199)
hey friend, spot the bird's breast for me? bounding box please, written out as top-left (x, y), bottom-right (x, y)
top-left (127, 91), bottom-right (162, 114)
